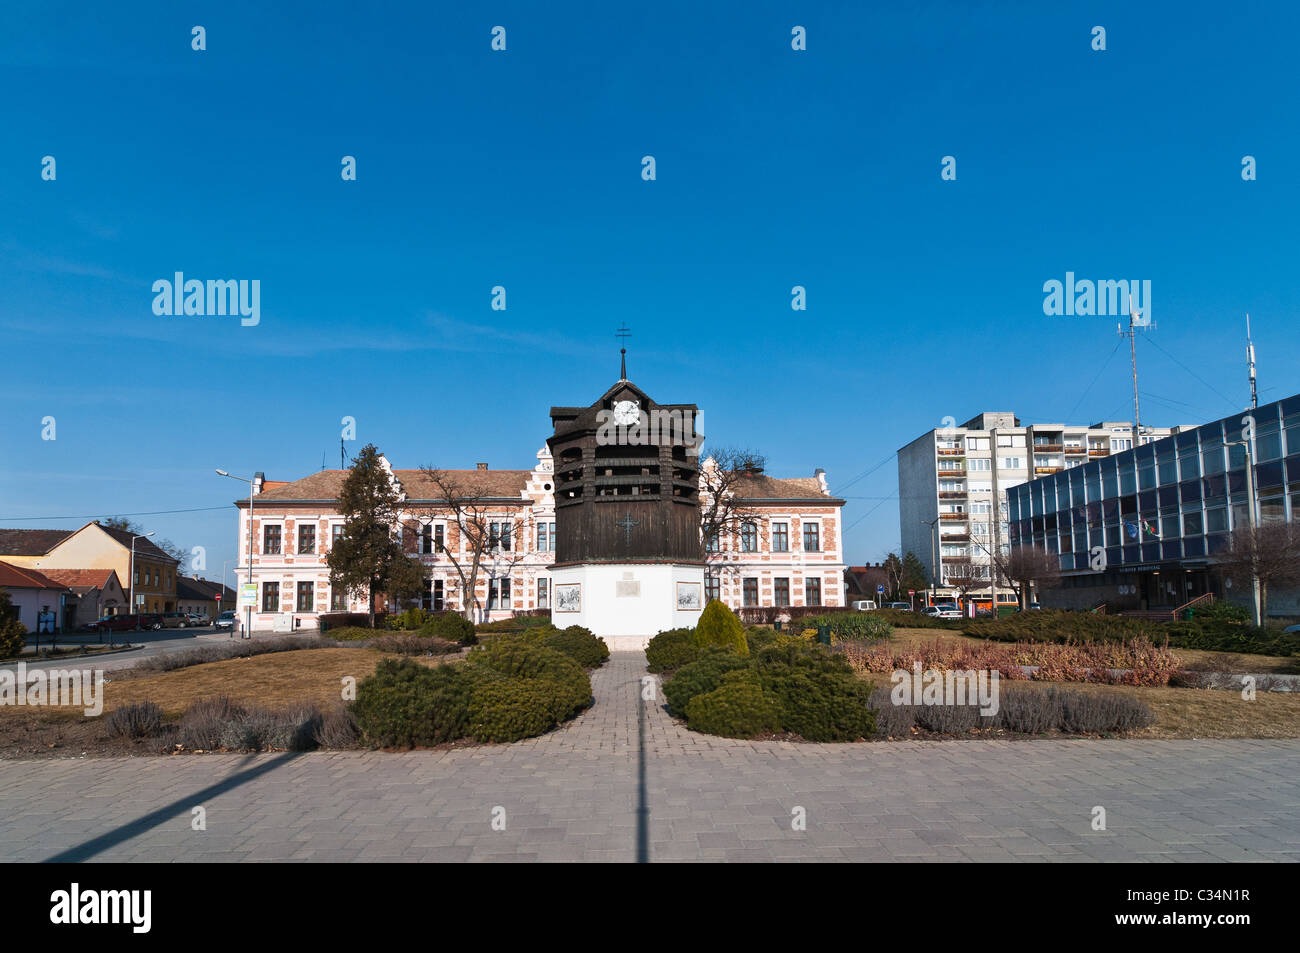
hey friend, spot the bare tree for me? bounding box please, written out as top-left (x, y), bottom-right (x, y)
top-left (1217, 521), bottom-right (1300, 622)
top-left (1000, 543), bottom-right (1062, 610)
top-left (943, 563), bottom-right (982, 611)
top-left (698, 448), bottom-right (767, 588)
top-left (413, 468), bottom-right (529, 623)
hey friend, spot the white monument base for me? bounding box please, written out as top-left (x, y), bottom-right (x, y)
top-left (548, 562), bottom-right (705, 650)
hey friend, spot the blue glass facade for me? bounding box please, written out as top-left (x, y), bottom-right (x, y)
top-left (1007, 393), bottom-right (1300, 607)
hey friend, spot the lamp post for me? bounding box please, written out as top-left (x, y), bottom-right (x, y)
top-left (1224, 437), bottom-right (1262, 626)
top-left (127, 532), bottom-right (155, 645)
top-left (922, 517), bottom-right (941, 607)
top-left (217, 469), bottom-right (260, 640)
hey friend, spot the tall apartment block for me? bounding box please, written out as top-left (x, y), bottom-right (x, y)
top-left (897, 412), bottom-right (1182, 599)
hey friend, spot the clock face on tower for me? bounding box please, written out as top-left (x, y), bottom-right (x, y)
top-left (612, 399), bottom-right (640, 425)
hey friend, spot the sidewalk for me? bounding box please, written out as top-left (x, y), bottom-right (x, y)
top-left (1, 651), bottom-right (1297, 862)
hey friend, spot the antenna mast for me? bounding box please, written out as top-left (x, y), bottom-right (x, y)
top-left (1118, 310), bottom-right (1142, 430)
top-left (1246, 313), bottom-right (1258, 409)
top-left (1117, 295), bottom-right (1154, 436)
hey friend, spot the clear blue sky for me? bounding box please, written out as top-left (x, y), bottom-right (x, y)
top-left (2, 1), bottom-right (1298, 588)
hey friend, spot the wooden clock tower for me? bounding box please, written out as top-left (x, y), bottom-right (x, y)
top-left (545, 348), bottom-right (706, 647)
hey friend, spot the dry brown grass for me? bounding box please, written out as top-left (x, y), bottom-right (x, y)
top-left (8, 648), bottom-right (451, 717)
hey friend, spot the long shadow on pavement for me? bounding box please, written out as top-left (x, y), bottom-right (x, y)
top-left (42, 752), bottom-right (299, 863)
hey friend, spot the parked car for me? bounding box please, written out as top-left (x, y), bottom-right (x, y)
top-left (1284, 624), bottom-right (1300, 634)
top-left (850, 600), bottom-right (877, 611)
top-left (185, 612), bottom-right (211, 626)
top-left (215, 610), bottom-right (238, 631)
top-left (84, 615), bottom-right (137, 633)
top-left (923, 604), bottom-right (962, 620)
top-left (885, 602), bottom-right (912, 611)
top-left (160, 612), bottom-right (191, 628)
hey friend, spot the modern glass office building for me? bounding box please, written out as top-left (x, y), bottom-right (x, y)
top-left (1007, 392), bottom-right (1300, 614)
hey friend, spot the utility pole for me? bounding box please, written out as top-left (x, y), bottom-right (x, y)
top-left (1246, 313), bottom-right (1258, 410)
top-left (1225, 435), bottom-right (1262, 626)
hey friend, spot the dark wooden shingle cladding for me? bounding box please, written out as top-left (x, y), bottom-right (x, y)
top-left (548, 379), bottom-right (704, 567)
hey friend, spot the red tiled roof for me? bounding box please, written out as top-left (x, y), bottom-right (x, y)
top-left (0, 560), bottom-right (66, 590)
top-left (0, 528), bottom-right (73, 557)
top-left (38, 568), bottom-right (118, 591)
top-left (253, 468), bottom-right (534, 502)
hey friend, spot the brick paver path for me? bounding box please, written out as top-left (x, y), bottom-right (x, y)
top-left (2, 651), bottom-right (1298, 861)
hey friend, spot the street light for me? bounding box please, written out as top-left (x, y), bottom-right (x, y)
top-left (921, 517), bottom-right (941, 607)
top-left (1223, 437), bottom-right (1262, 626)
top-left (122, 532), bottom-right (155, 648)
top-left (216, 469), bottom-right (260, 640)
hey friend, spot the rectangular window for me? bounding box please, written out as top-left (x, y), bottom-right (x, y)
top-left (966, 437), bottom-right (990, 451)
top-left (537, 521), bottom-right (548, 552)
top-left (488, 577), bottom-right (511, 610)
top-left (421, 578), bottom-right (433, 611)
top-left (704, 524), bottom-right (720, 552)
top-left (771, 522), bottom-right (789, 552)
top-left (998, 457), bottom-right (1024, 470)
top-left (705, 574), bottom-right (720, 603)
top-left (774, 577), bottom-right (790, 606)
top-left (262, 582), bottom-right (280, 612)
top-left (298, 524), bottom-right (315, 554)
top-left (538, 578), bottom-right (549, 609)
top-left (263, 525), bottom-right (281, 555)
top-left (548, 522), bottom-right (556, 550)
top-left (421, 524), bottom-right (433, 555)
top-left (433, 579), bottom-right (444, 611)
top-left (741, 522), bottom-right (758, 552)
top-left (803, 522), bottom-right (820, 552)
top-left (297, 581), bottom-right (314, 611)
top-left (968, 458), bottom-right (992, 471)
top-left (742, 578), bottom-right (758, 607)
top-left (331, 590), bottom-right (345, 611)
top-left (489, 522), bottom-right (513, 552)
top-left (331, 524), bottom-right (344, 548)
top-left (805, 577), bottom-right (821, 606)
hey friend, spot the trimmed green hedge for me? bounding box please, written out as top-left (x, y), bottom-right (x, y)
top-left (465, 640), bottom-right (592, 719)
top-left (646, 627), bottom-right (700, 673)
top-left (802, 612), bottom-right (893, 642)
top-left (352, 639), bottom-right (593, 748)
top-left (660, 636), bottom-right (877, 742)
top-left (684, 671), bottom-right (781, 738)
top-left (352, 658), bottom-right (482, 747)
top-left (420, 612), bottom-right (478, 645)
top-left (536, 625), bottom-right (609, 668)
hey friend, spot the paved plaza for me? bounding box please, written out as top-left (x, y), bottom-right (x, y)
top-left (1, 652), bottom-right (1298, 862)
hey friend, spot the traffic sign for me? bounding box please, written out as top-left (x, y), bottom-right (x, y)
top-left (876, 585), bottom-right (885, 593)
top-left (908, 589), bottom-right (916, 596)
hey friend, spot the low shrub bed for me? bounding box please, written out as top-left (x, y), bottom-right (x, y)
top-left (870, 684), bottom-right (1155, 738)
top-left (475, 614), bottom-right (554, 635)
top-left (962, 609), bottom-right (1299, 659)
top-left (844, 636), bottom-right (1182, 687)
top-left (367, 634), bottom-right (462, 656)
top-left (351, 640), bottom-right (594, 747)
top-left (169, 695), bottom-right (355, 751)
top-left (658, 602), bottom-right (877, 741)
top-left (801, 612), bottom-right (893, 643)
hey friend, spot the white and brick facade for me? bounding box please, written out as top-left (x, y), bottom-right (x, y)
top-left (232, 450), bottom-right (845, 631)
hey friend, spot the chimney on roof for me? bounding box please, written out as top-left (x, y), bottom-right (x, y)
top-left (253, 471), bottom-right (265, 495)
top-left (477, 462), bottom-right (488, 471)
